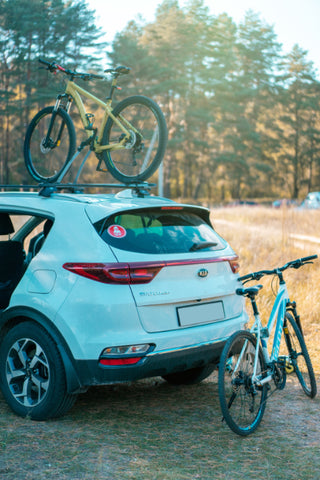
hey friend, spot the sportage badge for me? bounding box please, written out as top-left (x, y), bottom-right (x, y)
top-left (198, 268), bottom-right (208, 278)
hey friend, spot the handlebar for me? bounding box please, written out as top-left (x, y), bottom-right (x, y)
top-left (38, 58), bottom-right (104, 81)
top-left (239, 255), bottom-right (318, 283)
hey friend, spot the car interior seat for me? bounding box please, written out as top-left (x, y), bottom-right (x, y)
top-left (28, 219), bottom-right (53, 260)
top-left (0, 213), bottom-right (25, 309)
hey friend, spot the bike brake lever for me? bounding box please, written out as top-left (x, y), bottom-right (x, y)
top-left (48, 64), bottom-right (57, 73)
top-left (290, 261), bottom-right (303, 269)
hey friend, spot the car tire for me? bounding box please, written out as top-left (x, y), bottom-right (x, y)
top-left (0, 321), bottom-right (77, 420)
top-left (162, 363), bottom-right (216, 385)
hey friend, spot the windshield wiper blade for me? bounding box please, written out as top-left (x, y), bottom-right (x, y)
top-left (189, 241), bottom-right (218, 252)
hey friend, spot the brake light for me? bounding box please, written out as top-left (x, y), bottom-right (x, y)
top-left (228, 257), bottom-right (240, 273)
top-left (160, 206), bottom-right (183, 210)
top-left (63, 255), bottom-right (239, 284)
top-left (63, 262), bottom-right (164, 284)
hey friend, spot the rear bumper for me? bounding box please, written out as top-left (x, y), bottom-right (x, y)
top-left (71, 339), bottom-right (226, 389)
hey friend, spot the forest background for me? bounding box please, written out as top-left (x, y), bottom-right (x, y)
top-left (1, 0), bottom-right (320, 202)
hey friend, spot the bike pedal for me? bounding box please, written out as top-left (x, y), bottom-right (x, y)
top-left (285, 364), bottom-right (294, 374)
top-left (96, 157), bottom-right (108, 173)
top-left (278, 356), bottom-right (294, 374)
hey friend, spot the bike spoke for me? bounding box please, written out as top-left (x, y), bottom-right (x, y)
top-left (219, 331), bottom-right (267, 436)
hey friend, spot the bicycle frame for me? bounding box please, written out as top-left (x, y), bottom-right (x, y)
top-left (61, 80), bottom-right (138, 153)
top-left (235, 282), bottom-right (290, 387)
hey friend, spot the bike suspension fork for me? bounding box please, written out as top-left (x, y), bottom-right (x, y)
top-left (44, 95), bottom-right (72, 148)
top-left (54, 94), bottom-right (73, 114)
top-left (286, 301), bottom-right (302, 334)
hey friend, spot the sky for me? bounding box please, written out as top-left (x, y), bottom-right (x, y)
top-left (87, 0), bottom-right (320, 77)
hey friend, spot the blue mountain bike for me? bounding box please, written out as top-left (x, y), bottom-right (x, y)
top-left (218, 255), bottom-right (317, 436)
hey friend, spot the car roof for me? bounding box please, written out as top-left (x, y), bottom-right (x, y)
top-left (0, 189), bottom-right (210, 223)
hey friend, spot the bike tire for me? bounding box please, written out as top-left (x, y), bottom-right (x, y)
top-left (101, 95), bottom-right (167, 183)
top-left (218, 330), bottom-right (268, 436)
top-left (24, 106), bottom-right (76, 183)
top-left (283, 311), bottom-right (317, 398)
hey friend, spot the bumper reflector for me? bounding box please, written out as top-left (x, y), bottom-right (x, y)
top-left (99, 357), bottom-right (142, 366)
top-left (99, 344), bottom-right (152, 366)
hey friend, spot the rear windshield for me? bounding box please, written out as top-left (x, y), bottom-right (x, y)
top-left (94, 208), bottom-right (226, 254)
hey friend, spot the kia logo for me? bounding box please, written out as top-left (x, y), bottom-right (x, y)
top-left (198, 268), bottom-right (208, 278)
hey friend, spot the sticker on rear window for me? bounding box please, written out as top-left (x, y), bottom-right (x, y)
top-left (107, 225), bottom-right (127, 238)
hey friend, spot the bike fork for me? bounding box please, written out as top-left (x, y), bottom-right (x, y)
top-left (287, 301), bottom-right (302, 333)
top-left (44, 95), bottom-right (72, 149)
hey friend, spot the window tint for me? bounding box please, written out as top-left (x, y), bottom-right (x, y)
top-left (95, 208), bottom-right (226, 254)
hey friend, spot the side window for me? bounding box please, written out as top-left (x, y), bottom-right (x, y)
top-left (0, 213), bottom-right (54, 260)
top-left (0, 212), bottom-right (54, 308)
top-left (0, 212), bottom-right (28, 309)
top-left (24, 219), bottom-right (53, 260)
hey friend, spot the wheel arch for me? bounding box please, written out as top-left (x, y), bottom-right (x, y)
top-left (0, 306), bottom-right (86, 394)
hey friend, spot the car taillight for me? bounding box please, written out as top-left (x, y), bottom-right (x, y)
top-left (63, 262), bottom-right (164, 284)
top-left (228, 257), bottom-right (240, 273)
top-left (63, 255), bottom-right (240, 284)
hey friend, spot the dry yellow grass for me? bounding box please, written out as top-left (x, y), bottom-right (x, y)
top-left (1, 206), bottom-right (320, 479)
top-left (210, 205), bottom-right (320, 372)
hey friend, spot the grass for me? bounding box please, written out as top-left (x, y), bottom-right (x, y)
top-left (211, 205), bottom-right (320, 370)
top-left (1, 206), bottom-right (320, 480)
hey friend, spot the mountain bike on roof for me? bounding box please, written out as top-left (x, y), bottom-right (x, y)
top-left (218, 254), bottom-right (317, 436)
top-left (24, 59), bottom-right (168, 184)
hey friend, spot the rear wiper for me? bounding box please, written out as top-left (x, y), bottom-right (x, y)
top-left (189, 241), bottom-right (218, 252)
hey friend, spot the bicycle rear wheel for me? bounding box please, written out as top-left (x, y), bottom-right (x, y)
top-left (24, 106), bottom-right (76, 183)
top-left (218, 330), bottom-right (268, 436)
top-left (101, 95), bottom-right (167, 183)
top-left (281, 312), bottom-right (317, 398)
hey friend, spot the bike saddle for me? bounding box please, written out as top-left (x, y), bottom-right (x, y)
top-left (236, 285), bottom-right (263, 298)
top-left (104, 66), bottom-right (131, 75)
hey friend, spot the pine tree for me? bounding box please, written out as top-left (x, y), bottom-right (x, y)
top-left (278, 45), bottom-right (320, 198)
top-left (0, 0), bottom-right (105, 184)
top-left (210, 10), bottom-right (282, 200)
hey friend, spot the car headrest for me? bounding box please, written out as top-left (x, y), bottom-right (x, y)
top-left (0, 213), bottom-right (14, 235)
top-left (43, 219), bottom-right (53, 237)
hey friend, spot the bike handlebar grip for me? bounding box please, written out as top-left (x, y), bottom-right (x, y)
top-left (39, 58), bottom-right (51, 66)
top-left (38, 58), bottom-right (58, 73)
top-left (301, 254), bottom-right (318, 262)
top-left (287, 255), bottom-right (318, 269)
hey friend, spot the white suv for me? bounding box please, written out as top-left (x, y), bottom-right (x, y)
top-left (0, 188), bottom-right (247, 420)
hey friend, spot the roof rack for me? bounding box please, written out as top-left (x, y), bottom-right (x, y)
top-left (0, 182), bottom-right (156, 198)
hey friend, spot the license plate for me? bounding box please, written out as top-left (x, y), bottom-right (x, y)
top-left (177, 301), bottom-right (225, 327)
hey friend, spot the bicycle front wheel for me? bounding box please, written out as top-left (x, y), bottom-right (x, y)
top-left (101, 95), bottom-right (167, 183)
top-left (281, 312), bottom-right (317, 398)
top-left (24, 106), bottom-right (76, 183)
top-left (218, 330), bottom-right (268, 436)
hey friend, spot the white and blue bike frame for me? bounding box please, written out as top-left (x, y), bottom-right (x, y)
top-left (243, 281), bottom-right (290, 387)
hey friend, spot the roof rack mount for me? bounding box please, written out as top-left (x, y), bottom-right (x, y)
top-left (0, 182), bottom-right (156, 198)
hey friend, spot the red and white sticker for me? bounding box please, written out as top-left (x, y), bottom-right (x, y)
top-left (107, 225), bottom-right (127, 238)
